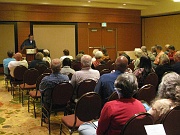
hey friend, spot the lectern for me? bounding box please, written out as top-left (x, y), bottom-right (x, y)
top-left (22, 47), bottom-right (37, 62)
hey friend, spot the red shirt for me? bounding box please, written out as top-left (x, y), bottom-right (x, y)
top-left (97, 98), bottom-right (146, 135)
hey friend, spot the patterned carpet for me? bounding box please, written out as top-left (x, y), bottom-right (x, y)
top-left (0, 75), bottom-right (78, 135)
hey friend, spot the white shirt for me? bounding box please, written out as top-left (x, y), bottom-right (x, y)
top-left (8, 60), bottom-right (28, 77)
top-left (60, 55), bottom-right (73, 63)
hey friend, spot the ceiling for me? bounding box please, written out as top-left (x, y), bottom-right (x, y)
top-left (0, 0), bottom-right (180, 16)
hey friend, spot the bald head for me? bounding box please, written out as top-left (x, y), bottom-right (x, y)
top-left (115, 56), bottom-right (128, 72)
top-left (51, 58), bottom-right (61, 73)
top-left (14, 52), bottom-right (22, 61)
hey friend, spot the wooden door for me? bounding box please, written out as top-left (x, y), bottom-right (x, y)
top-left (88, 28), bottom-right (117, 61)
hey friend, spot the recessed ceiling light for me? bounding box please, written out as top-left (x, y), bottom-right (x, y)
top-left (88, 1), bottom-right (91, 3)
top-left (123, 3), bottom-right (126, 6)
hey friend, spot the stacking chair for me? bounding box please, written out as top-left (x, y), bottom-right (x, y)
top-left (127, 62), bottom-right (135, 72)
top-left (35, 64), bottom-right (48, 76)
top-left (108, 91), bottom-right (119, 102)
top-left (20, 68), bottom-right (39, 106)
top-left (100, 69), bottom-right (111, 76)
top-left (41, 82), bottom-right (74, 134)
top-left (60, 92), bottom-right (102, 135)
top-left (161, 106), bottom-right (180, 135)
top-left (120, 112), bottom-right (154, 135)
top-left (136, 84), bottom-right (156, 105)
top-left (28, 73), bottom-right (50, 118)
top-left (95, 64), bottom-right (106, 72)
top-left (143, 72), bottom-right (158, 90)
top-left (76, 79), bottom-right (97, 99)
top-left (10, 65), bottom-right (28, 100)
top-left (43, 68), bottom-right (52, 74)
top-left (109, 62), bottom-right (115, 71)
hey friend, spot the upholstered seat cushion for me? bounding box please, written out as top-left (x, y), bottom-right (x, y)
top-left (61, 114), bottom-right (84, 128)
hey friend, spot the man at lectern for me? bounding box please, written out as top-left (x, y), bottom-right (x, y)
top-left (20, 34), bottom-right (37, 51)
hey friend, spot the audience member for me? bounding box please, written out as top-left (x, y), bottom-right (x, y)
top-left (148, 72), bottom-right (180, 123)
top-left (155, 54), bottom-right (173, 83)
top-left (60, 58), bottom-right (75, 76)
top-left (92, 49), bottom-right (99, 62)
top-left (78, 50), bottom-right (85, 54)
top-left (70, 54), bottom-right (100, 89)
top-left (133, 48), bottom-right (144, 70)
top-left (94, 56), bottom-right (128, 105)
top-left (71, 53), bottom-right (83, 71)
top-left (148, 45), bottom-right (157, 63)
top-left (92, 51), bottom-right (105, 68)
top-left (78, 73), bottom-right (146, 135)
top-left (43, 49), bottom-right (51, 66)
top-left (3, 50), bottom-right (15, 76)
top-left (39, 58), bottom-right (69, 122)
top-left (164, 44), bottom-right (170, 55)
top-left (168, 45), bottom-right (176, 64)
top-left (133, 56), bottom-right (153, 88)
top-left (101, 48), bottom-right (110, 62)
top-left (172, 51), bottom-right (180, 74)
top-left (8, 52), bottom-right (28, 77)
top-left (29, 52), bottom-right (47, 68)
top-left (60, 49), bottom-right (73, 62)
top-left (141, 46), bottom-right (148, 56)
top-left (154, 45), bottom-right (164, 66)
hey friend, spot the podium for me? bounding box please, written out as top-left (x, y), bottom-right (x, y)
top-left (22, 47), bottom-right (37, 62)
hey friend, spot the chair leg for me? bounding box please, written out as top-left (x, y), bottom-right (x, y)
top-left (28, 96), bottom-right (30, 112)
top-left (33, 100), bottom-right (36, 118)
top-left (21, 90), bottom-right (24, 106)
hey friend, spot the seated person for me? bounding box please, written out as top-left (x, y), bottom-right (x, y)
top-left (172, 51), bottom-right (180, 74)
top-left (8, 52), bottom-right (28, 78)
top-left (43, 49), bottom-right (51, 66)
top-left (60, 58), bottom-right (75, 76)
top-left (39, 58), bottom-right (69, 122)
top-left (71, 54), bottom-right (100, 89)
top-left (29, 52), bottom-right (47, 68)
top-left (133, 56), bottom-right (153, 88)
top-left (3, 50), bottom-right (15, 76)
top-left (78, 73), bottom-right (146, 135)
top-left (92, 51), bottom-right (105, 68)
top-left (60, 49), bottom-right (73, 62)
top-left (71, 53), bottom-right (83, 71)
top-left (101, 48), bottom-right (110, 62)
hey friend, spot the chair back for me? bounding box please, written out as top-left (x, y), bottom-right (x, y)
top-left (75, 92), bottom-right (102, 122)
top-left (35, 64), bottom-right (48, 75)
top-left (95, 64), bottom-right (106, 72)
top-left (136, 84), bottom-right (156, 105)
top-left (36, 73), bottom-right (50, 90)
top-left (76, 79), bottom-right (96, 99)
top-left (68, 73), bottom-right (73, 80)
top-left (14, 65), bottom-right (28, 80)
top-left (100, 69), bottom-right (111, 76)
top-left (23, 68), bottom-right (39, 85)
top-left (43, 68), bottom-right (52, 74)
top-left (143, 72), bottom-right (158, 89)
top-left (108, 91), bottom-right (119, 101)
top-left (161, 106), bottom-right (180, 135)
top-left (109, 63), bottom-right (115, 71)
top-left (127, 62), bottom-right (135, 72)
top-left (51, 82), bottom-right (74, 106)
top-left (121, 113), bottom-right (154, 135)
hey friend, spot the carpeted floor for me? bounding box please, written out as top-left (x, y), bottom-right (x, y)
top-left (0, 75), bottom-right (78, 135)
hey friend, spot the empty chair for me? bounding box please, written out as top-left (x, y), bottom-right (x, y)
top-left (76, 79), bottom-right (97, 99)
top-left (143, 72), bottom-right (158, 90)
top-left (60, 92), bottom-right (102, 135)
top-left (41, 82), bottom-right (74, 134)
top-left (161, 106), bottom-right (180, 135)
top-left (20, 68), bottom-right (39, 106)
top-left (120, 112), bottom-right (154, 135)
top-left (28, 73), bottom-right (50, 118)
top-left (136, 84), bottom-right (156, 105)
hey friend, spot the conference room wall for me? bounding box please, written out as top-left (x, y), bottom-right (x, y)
top-left (142, 14), bottom-right (180, 51)
top-left (0, 3), bottom-right (141, 53)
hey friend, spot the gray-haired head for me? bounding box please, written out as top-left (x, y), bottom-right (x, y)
top-left (81, 54), bottom-right (92, 67)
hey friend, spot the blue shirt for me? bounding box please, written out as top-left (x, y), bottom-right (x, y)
top-left (39, 73), bottom-right (69, 103)
top-left (3, 58), bottom-right (15, 75)
top-left (94, 70), bottom-right (122, 105)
